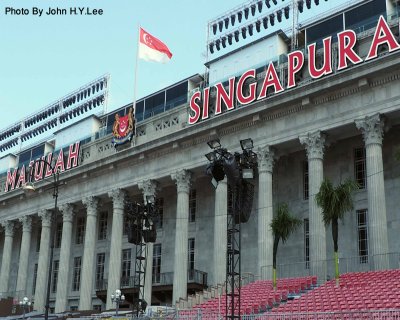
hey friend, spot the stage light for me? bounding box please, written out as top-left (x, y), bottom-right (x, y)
top-left (230, 14), bottom-right (236, 26)
top-left (248, 24), bottom-right (254, 36)
top-left (96, 83), bottom-right (100, 92)
top-left (238, 11), bottom-right (243, 23)
top-left (218, 20), bottom-right (223, 32)
top-left (256, 20), bottom-right (261, 32)
top-left (263, 17), bottom-right (268, 29)
top-left (224, 17), bottom-right (229, 29)
top-left (209, 42), bottom-right (214, 54)
top-left (306, 0), bottom-right (311, 9)
top-left (277, 10), bottom-right (282, 22)
top-left (212, 23), bottom-right (217, 34)
top-left (257, 1), bottom-right (263, 13)
top-left (216, 39), bottom-right (221, 51)
top-left (270, 13), bottom-right (275, 26)
top-left (298, 0), bottom-right (304, 12)
top-left (207, 139), bottom-right (221, 149)
top-left (92, 85), bottom-right (96, 94)
top-left (284, 6), bottom-right (289, 19)
top-left (242, 27), bottom-right (247, 39)
top-left (222, 36), bottom-right (227, 48)
top-left (88, 101), bottom-right (92, 110)
top-left (234, 30), bottom-right (240, 42)
top-left (240, 138), bottom-right (254, 151)
top-left (272, 0), bottom-right (277, 4)
top-left (251, 4), bottom-right (256, 16)
top-left (228, 34), bottom-right (233, 45)
top-left (314, 0), bottom-right (319, 4)
top-left (205, 151), bottom-right (217, 162)
top-left (77, 94), bottom-right (80, 102)
top-left (244, 7), bottom-right (249, 19)
top-left (265, 0), bottom-right (271, 8)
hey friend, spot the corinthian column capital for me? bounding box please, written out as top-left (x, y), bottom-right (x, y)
top-left (171, 170), bottom-right (192, 194)
top-left (60, 203), bottom-right (75, 223)
top-left (355, 113), bottom-right (384, 146)
top-left (82, 196), bottom-right (99, 217)
top-left (1, 221), bottom-right (14, 237)
top-left (299, 131), bottom-right (326, 160)
top-left (257, 146), bottom-right (275, 174)
top-left (38, 209), bottom-right (53, 228)
top-left (19, 216), bottom-right (32, 233)
top-left (108, 189), bottom-right (127, 210)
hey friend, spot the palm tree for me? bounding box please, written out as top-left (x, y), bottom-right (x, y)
top-left (270, 203), bottom-right (302, 289)
top-left (315, 178), bottom-right (358, 285)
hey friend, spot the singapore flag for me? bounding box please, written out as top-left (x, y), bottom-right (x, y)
top-left (138, 27), bottom-right (173, 63)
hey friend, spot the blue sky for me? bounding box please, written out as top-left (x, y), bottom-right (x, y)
top-left (0, 0), bottom-right (347, 131)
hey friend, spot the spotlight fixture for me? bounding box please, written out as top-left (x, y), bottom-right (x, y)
top-left (265, 0), bottom-right (271, 8)
top-left (230, 14), bottom-right (236, 26)
top-left (277, 10), bottom-right (282, 22)
top-left (240, 138), bottom-right (254, 151)
top-left (284, 6), bottom-right (289, 19)
top-left (298, 0), bottom-right (304, 12)
top-left (209, 42), bottom-right (214, 54)
top-left (242, 27), bottom-right (247, 39)
top-left (251, 4), bottom-right (256, 16)
top-left (306, 0), bottom-right (311, 9)
top-left (272, 0), bottom-right (277, 4)
top-left (257, 1), bottom-right (263, 13)
top-left (216, 39), bottom-right (221, 51)
top-left (314, 0), bottom-right (319, 4)
top-left (234, 30), bottom-right (240, 42)
top-left (238, 11), bottom-right (243, 23)
top-left (269, 13), bottom-right (275, 26)
top-left (221, 36), bottom-right (227, 48)
top-left (256, 20), bottom-right (261, 32)
top-left (248, 24), bottom-right (254, 36)
top-left (244, 7), bottom-right (249, 19)
top-left (218, 20), bottom-right (224, 32)
top-left (207, 139), bottom-right (221, 149)
top-left (227, 34), bottom-right (233, 45)
top-left (263, 17), bottom-right (268, 29)
top-left (224, 17), bottom-right (229, 29)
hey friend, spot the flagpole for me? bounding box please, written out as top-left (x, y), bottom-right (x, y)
top-left (133, 25), bottom-right (140, 112)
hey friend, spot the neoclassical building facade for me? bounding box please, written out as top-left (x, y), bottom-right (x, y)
top-left (0, 0), bottom-right (400, 313)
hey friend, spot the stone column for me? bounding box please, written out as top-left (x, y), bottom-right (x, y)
top-left (106, 189), bottom-right (126, 310)
top-left (171, 170), bottom-right (191, 304)
top-left (34, 210), bottom-right (52, 312)
top-left (79, 196), bottom-right (99, 311)
top-left (0, 221), bottom-right (15, 294)
top-left (355, 114), bottom-right (389, 269)
top-left (138, 180), bottom-right (158, 306)
top-left (257, 146), bottom-right (275, 279)
top-left (300, 131), bottom-right (326, 281)
top-left (16, 216), bottom-right (32, 296)
top-left (213, 178), bottom-right (227, 285)
top-left (55, 204), bottom-right (75, 313)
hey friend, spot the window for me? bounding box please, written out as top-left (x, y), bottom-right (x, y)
top-left (121, 249), bottom-right (131, 279)
top-left (188, 238), bottom-right (195, 280)
top-left (32, 264), bottom-right (38, 295)
top-left (123, 215), bottom-right (129, 236)
top-left (96, 253), bottom-right (105, 288)
top-left (93, 305), bottom-right (102, 312)
top-left (156, 198), bottom-right (164, 229)
top-left (354, 147), bottom-right (366, 189)
top-left (72, 257), bottom-right (82, 291)
top-left (98, 212), bottom-right (108, 240)
top-left (189, 189), bottom-right (196, 223)
top-left (303, 161), bottom-right (309, 200)
top-left (357, 209), bottom-right (368, 263)
top-left (55, 222), bottom-right (63, 248)
top-left (304, 219), bottom-right (310, 269)
top-left (36, 227), bottom-right (41, 252)
top-left (52, 260), bottom-right (59, 293)
top-left (70, 306), bottom-right (78, 311)
top-left (76, 217), bottom-right (85, 244)
top-left (152, 244), bottom-right (162, 284)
